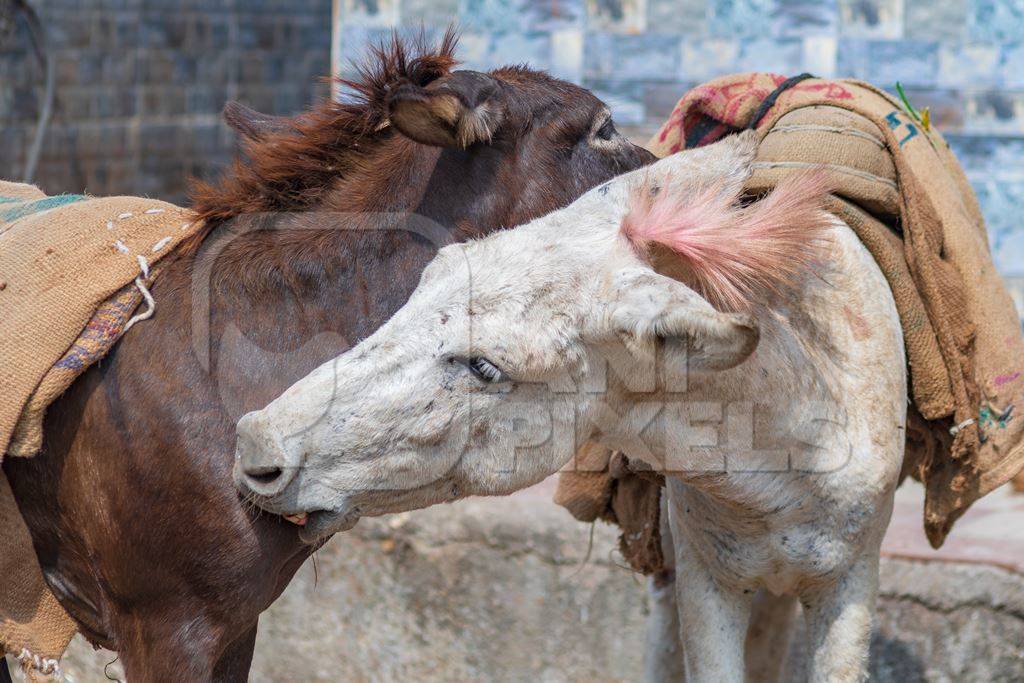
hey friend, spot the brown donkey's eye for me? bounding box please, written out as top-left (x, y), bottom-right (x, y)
top-left (596, 119), bottom-right (617, 141)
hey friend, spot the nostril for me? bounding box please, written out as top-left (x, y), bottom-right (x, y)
top-left (245, 465), bottom-right (284, 485)
top-left (235, 411), bottom-right (300, 496)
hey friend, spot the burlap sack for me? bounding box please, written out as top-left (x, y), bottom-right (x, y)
top-left (556, 73), bottom-right (1024, 556)
top-left (554, 443), bottom-right (664, 575)
top-left (0, 181), bottom-right (204, 674)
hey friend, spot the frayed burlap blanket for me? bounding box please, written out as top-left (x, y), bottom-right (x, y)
top-left (556, 73), bottom-right (1024, 571)
top-left (0, 180), bottom-right (201, 677)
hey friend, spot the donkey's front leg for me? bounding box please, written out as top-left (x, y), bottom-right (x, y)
top-left (667, 501), bottom-right (752, 682)
top-left (647, 508), bottom-right (799, 683)
top-left (800, 553), bottom-right (879, 683)
top-left (744, 590), bottom-right (798, 683)
top-left (644, 492), bottom-right (685, 683)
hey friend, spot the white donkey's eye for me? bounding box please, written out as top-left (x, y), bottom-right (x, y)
top-left (466, 356), bottom-right (507, 384)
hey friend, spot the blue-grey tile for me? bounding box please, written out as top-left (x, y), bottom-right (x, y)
top-left (770, 0), bottom-right (838, 37)
top-left (963, 91), bottom-right (1024, 135)
top-left (938, 44), bottom-right (1001, 89)
top-left (949, 134), bottom-right (1024, 178)
top-left (584, 32), bottom-right (681, 81)
top-left (457, 31), bottom-right (552, 72)
top-left (458, 0), bottom-right (522, 33)
top-left (803, 36), bottom-right (839, 77)
top-left (459, 0), bottom-right (582, 32)
top-left (339, 0), bottom-right (399, 27)
top-left (999, 44), bottom-right (1024, 90)
top-left (973, 180), bottom-right (1024, 275)
top-left (489, 31), bottom-right (553, 71)
top-left (737, 38), bottom-right (804, 75)
top-left (837, 39), bottom-right (938, 88)
top-left (644, 81), bottom-right (697, 119)
top-left (647, 0), bottom-right (709, 36)
top-left (905, 0), bottom-right (967, 41)
top-left (550, 29), bottom-right (585, 81)
top-left (708, 0), bottom-right (772, 39)
top-left (838, 0), bottom-right (903, 38)
top-left (334, 25), bottom-right (393, 76)
top-left (836, 37), bottom-right (869, 76)
top-left (526, 0), bottom-right (586, 30)
top-left (585, 79), bottom-right (647, 123)
top-left (400, 0), bottom-right (459, 26)
top-left (968, 0), bottom-right (1024, 43)
top-left (586, 0), bottom-right (646, 32)
top-left (681, 38), bottom-right (741, 81)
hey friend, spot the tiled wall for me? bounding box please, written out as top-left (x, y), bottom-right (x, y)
top-left (1, 0), bottom-right (332, 203)
top-left (334, 0), bottom-right (1024, 308)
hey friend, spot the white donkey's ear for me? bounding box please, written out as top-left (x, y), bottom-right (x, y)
top-left (603, 268), bottom-right (759, 370)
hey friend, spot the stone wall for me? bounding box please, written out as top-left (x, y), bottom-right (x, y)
top-left (334, 0), bottom-right (1024, 313)
top-left (1, 0), bottom-right (333, 204)
top-left (41, 486), bottom-right (1024, 682)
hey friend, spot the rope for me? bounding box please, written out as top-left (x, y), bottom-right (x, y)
top-left (123, 255), bottom-right (155, 332)
top-left (746, 72), bottom-right (815, 131)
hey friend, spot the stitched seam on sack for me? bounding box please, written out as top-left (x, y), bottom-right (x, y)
top-left (768, 124), bottom-right (886, 149)
top-left (752, 160), bottom-right (899, 191)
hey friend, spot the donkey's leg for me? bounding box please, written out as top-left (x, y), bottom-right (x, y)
top-left (800, 553), bottom-right (879, 683)
top-left (666, 500), bottom-right (751, 683)
top-left (118, 633), bottom-right (215, 682)
top-left (212, 624), bottom-right (259, 683)
top-left (644, 492), bottom-right (685, 683)
top-left (117, 614), bottom-right (255, 683)
top-left (672, 539), bottom-right (752, 683)
top-left (744, 590), bottom-right (798, 683)
top-left (649, 520), bottom-right (798, 683)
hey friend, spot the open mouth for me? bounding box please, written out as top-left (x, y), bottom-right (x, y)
top-left (280, 507), bottom-right (362, 544)
top-left (283, 512), bottom-right (308, 526)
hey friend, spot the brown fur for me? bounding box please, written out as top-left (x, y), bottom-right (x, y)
top-left (190, 30), bottom-right (459, 224)
top-left (4, 32), bottom-right (654, 682)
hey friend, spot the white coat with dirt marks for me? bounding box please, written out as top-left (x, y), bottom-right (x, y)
top-left (234, 133), bottom-right (906, 682)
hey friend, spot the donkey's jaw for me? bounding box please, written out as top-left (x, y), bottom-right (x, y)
top-left (297, 504), bottom-right (362, 544)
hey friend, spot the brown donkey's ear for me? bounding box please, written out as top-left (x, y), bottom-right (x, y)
top-left (223, 101), bottom-right (292, 141)
top-left (387, 71), bottom-right (506, 148)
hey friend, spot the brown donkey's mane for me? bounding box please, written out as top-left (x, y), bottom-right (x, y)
top-left (190, 30), bottom-right (458, 225)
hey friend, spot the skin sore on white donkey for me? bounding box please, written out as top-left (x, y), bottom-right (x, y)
top-left (235, 132), bottom-right (907, 683)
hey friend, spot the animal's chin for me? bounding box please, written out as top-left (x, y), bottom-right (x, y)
top-left (296, 507), bottom-right (361, 544)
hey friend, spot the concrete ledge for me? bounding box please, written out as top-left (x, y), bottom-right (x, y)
top-left (22, 481), bottom-right (1024, 682)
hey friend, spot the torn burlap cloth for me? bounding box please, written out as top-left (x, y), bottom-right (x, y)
top-left (0, 180), bottom-right (202, 677)
top-left (553, 443), bottom-right (665, 575)
top-left (556, 73), bottom-right (1024, 570)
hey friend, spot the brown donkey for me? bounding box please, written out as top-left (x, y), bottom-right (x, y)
top-left (3, 32), bottom-right (654, 681)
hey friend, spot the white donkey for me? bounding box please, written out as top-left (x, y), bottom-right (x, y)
top-left (234, 133), bottom-right (906, 682)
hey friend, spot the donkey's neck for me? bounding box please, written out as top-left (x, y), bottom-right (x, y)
top-left (197, 137), bottom-right (518, 415)
top-left (626, 225), bottom-right (892, 517)
top-left (207, 144), bottom-right (450, 322)
top-left (607, 298), bottom-right (842, 505)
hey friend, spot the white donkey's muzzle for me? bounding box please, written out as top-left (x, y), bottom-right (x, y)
top-left (233, 410), bottom-right (303, 502)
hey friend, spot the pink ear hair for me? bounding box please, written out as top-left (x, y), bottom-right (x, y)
top-left (621, 170), bottom-right (832, 310)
